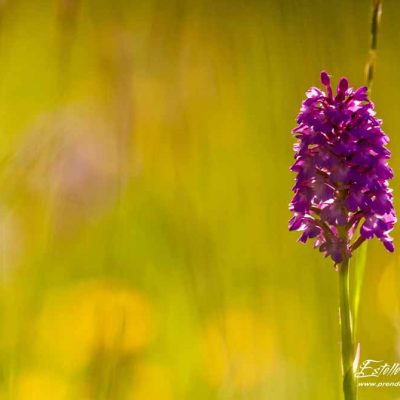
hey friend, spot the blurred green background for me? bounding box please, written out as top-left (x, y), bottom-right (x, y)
top-left (0, 0), bottom-right (398, 399)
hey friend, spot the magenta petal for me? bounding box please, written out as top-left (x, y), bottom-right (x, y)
top-left (289, 71), bottom-right (396, 262)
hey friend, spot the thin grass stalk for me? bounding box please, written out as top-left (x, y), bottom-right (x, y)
top-left (365, 0), bottom-right (382, 92)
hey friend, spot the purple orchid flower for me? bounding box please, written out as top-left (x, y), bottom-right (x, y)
top-left (289, 71), bottom-right (396, 264)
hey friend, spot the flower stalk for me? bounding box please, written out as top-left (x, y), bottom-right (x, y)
top-left (338, 257), bottom-right (357, 400)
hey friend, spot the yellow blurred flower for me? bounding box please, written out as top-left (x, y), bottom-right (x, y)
top-left (35, 281), bottom-right (153, 372)
top-left (127, 363), bottom-right (174, 400)
top-left (15, 371), bottom-right (67, 400)
top-left (200, 309), bottom-right (275, 389)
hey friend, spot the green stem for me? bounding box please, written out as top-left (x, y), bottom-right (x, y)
top-left (365, 0), bottom-right (382, 91)
top-left (338, 258), bottom-right (357, 400)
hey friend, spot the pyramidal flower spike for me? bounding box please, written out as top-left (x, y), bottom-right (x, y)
top-left (289, 71), bottom-right (396, 265)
